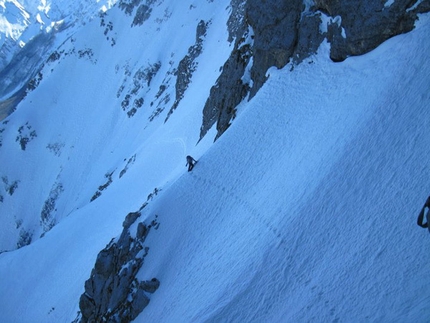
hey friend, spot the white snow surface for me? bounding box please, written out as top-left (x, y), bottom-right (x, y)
top-left (384, 0), bottom-right (395, 8)
top-left (0, 0), bottom-right (429, 322)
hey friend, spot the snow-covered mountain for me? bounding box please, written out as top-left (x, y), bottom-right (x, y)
top-left (0, 0), bottom-right (117, 118)
top-left (0, 0), bottom-right (429, 322)
top-left (0, 0), bottom-right (116, 68)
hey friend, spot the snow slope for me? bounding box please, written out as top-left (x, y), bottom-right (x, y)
top-left (0, 0), bottom-right (118, 116)
top-left (0, 1), bottom-right (429, 323)
top-left (0, 0), bottom-right (232, 251)
top-left (134, 15), bottom-right (430, 322)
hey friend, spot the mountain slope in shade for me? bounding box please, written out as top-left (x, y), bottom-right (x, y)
top-left (0, 0), bottom-right (232, 250)
top-left (0, 0), bottom-right (428, 322)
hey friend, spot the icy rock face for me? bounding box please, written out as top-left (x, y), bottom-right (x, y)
top-left (246, 0), bottom-right (305, 98)
top-left (165, 20), bottom-right (210, 121)
top-left (199, 0), bottom-right (251, 140)
top-left (315, 0), bottom-right (430, 62)
top-left (199, 0), bottom-right (430, 140)
top-left (78, 212), bottom-right (160, 323)
top-left (200, 0), bottom-right (323, 140)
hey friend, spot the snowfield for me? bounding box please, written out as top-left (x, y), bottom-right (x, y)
top-left (0, 0), bottom-right (429, 322)
top-left (136, 16), bottom-right (430, 323)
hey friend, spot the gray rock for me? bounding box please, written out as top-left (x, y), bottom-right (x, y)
top-left (165, 20), bottom-right (209, 121)
top-left (292, 12), bottom-right (326, 65)
top-left (118, 0), bottom-right (143, 16)
top-left (140, 278), bottom-right (160, 293)
top-left (246, 0), bottom-right (304, 98)
top-left (314, 0), bottom-right (429, 61)
top-left (122, 211), bottom-right (141, 229)
top-left (136, 222), bottom-right (148, 240)
top-left (199, 0), bottom-right (251, 140)
top-left (79, 293), bottom-right (95, 321)
top-left (132, 4), bottom-right (151, 26)
top-left (199, 0), bottom-right (430, 141)
top-left (200, 42), bottom-right (252, 140)
top-left (94, 248), bottom-right (115, 277)
top-left (130, 288), bottom-right (150, 320)
top-left (79, 214), bottom-right (159, 322)
top-left (199, 0), bottom-right (305, 140)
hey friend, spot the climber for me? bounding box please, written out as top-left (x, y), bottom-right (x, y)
top-left (417, 196), bottom-right (430, 232)
top-left (186, 155), bottom-right (197, 172)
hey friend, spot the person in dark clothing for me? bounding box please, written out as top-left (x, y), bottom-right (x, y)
top-left (417, 196), bottom-right (430, 232)
top-left (186, 155), bottom-right (197, 172)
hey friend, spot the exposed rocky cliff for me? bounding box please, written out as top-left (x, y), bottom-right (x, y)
top-left (316, 0), bottom-right (430, 62)
top-left (3, 0), bottom-right (428, 137)
top-left (199, 0), bottom-right (430, 140)
top-left (78, 207), bottom-right (160, 323)
top-left (165, 19), bottom-right (210, 121)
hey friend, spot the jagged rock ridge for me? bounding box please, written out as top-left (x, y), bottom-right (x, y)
top-left (78, 209), bottom-right (160, 323)
top-left (199, 0), bottom-right (430, 140)
top-left (165, 19), bottom-right (210, 121)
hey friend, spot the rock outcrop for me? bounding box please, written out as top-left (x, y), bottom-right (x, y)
top-left (199, 0), bottom-right (430, 140)
top-left (315, 0), bottom-right (430, 62)
top-left (78, 212), bottom-right (160, 323)
top-left (165, 20), bottom-right (210, 121)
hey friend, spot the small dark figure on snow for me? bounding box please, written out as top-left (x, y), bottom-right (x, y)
top-left (417, 196), bottom-right (430, 232)
top-left (186, 155), bottom-right (197, 172)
